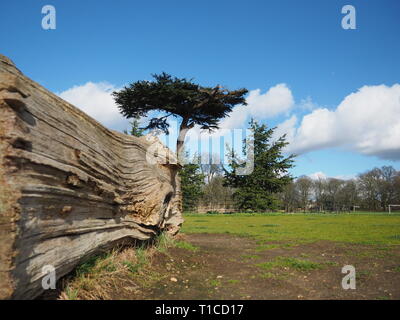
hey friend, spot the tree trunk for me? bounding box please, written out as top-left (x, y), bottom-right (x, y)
top-left (176, 119), bottom-right (189, 162)
top-left (0, 54), bottom-right (183, 299)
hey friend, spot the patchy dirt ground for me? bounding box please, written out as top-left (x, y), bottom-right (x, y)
top-left (121, 233), bottom-right (400, 300)
top-left (43, 233), bottom-right (400, 300)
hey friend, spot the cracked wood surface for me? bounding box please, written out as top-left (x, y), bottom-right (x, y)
top-left (0, 54), bottom-right (183, 299)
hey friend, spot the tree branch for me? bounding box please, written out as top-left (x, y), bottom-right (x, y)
top-left (193, 85), bottom-right (221, 110)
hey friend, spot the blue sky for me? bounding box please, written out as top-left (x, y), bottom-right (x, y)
top-left (1, 0), bottom-right (399, 178)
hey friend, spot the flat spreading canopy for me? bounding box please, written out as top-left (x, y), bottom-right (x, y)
top-left (113, 72), bottom-right (248, 134)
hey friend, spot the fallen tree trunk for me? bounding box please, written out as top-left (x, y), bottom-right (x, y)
top-left (0, 54), bottom-right (183, 299)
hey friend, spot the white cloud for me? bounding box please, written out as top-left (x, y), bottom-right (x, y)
top-left (308, 171), bottom-right (327, 180)
top-left (334, 174), bottom-right (357, 180)
top-left (218, 83), bottom-right (294, 130)
top-left (307, 171), bottom-right (355, 181)
top-left (57, 82), bottom-right (294, 134)
top-left (298, 96), bottom-right (318, 111)
top-left (246, 84), bottom-right (294, 118)
top-left (307, 171), bottom-right (356, 180)
top-left (58, 82), bottom-right (129, 130)
top-left (273, 115), bottom-right (297, 142)
top-left (219, 104), bottom-right (248, 129)
top-left (277, 84), bottom-right (400, 161)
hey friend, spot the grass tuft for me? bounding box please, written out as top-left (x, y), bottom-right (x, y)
top-left (175, 240), bottom-right (199, 251)
top-left (155, 233), bottom-right (175, 253)
top-left (59, 235), bottom-right (177, 299)
top-left (257, 257), bottom-right (323, 272)
top-left (209, 279), bottom-right (221, 287)
top-left (227, 279), bottom-right (239, 284)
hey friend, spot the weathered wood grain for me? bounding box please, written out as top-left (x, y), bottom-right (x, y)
top-left (0, 54), bottom-right (183, 299)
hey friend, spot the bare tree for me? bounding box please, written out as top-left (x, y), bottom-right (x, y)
top-left (296, 176), bottom-right (313, 212)
top-left (325, 178), bottom-right (345, 212)
top-left (197, 153), bottom-right (224, 184)
top-left (200, 175), bottom-right (235, 210)
top-left (279, 181), bottom-right (298, 212)
top-left (379, 166), bottom-right (398, 210)
top-left (394, 173), bottom-right (400, 204)
top-left (313, 177), bottom-right (327, 212)
top-left (337, 180), bottom-right (359, 211)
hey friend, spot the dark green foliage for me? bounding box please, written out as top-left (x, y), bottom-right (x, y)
top-left (180, 162), bottom-right (205, 211)
top-left (224, 120), bottom-right (295, 212)
top-left (113, 72), bottom-right (248, 134)
top-left (206, 211), bottom-right (220, 215)
top-left (123, 116), bottom-right (145, 137)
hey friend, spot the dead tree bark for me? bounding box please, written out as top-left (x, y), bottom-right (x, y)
top-left (0, 54), bottom-right (183, 299)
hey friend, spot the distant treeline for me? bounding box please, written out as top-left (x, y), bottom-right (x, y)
top-left (280, 166), bottom-right (400, 213)
top-left (183, 164), bottom-right (400, 213)
top-left (180, 121), bottom-right (400, 213)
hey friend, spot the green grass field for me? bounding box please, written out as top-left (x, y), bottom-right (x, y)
top-left (60, 212), bottom-right (400, 300)
top-left (181, 212), bottom-right (400, 245)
